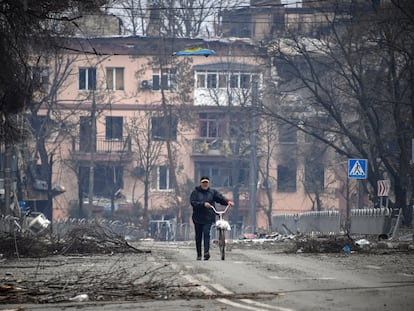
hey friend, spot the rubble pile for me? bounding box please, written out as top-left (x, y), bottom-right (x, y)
top-left (57, 223), bottom-right (145, 255)
top-left (229, 233), bottom-right (414, 254)
top-left (229, 233), bottom-right (350, 253)
top-left (0, 234), bottom-right (56, 258)
top-left (294, 236), bottom-right (354, 253)
top-left (0, 222), bottom-right (147, 258)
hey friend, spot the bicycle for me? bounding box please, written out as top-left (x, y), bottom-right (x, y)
top-left (210, 205), bottom-right (231, 260)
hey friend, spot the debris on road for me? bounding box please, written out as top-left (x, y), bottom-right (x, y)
top-left (0, 222), bottom-right (149, 258)
top-left (0, 254), bottom-right (190, 304)
top-left (228, 232), bottom-right (414, 255)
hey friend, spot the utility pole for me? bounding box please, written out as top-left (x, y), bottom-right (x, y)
top-left (48, 153), bottom-right (54, 229)
top-left (88, 92), bottom-right (97, 217)
top-left (249, 81), bottom-right (259, 234)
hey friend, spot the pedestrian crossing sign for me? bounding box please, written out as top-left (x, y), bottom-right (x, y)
top-left (348, 159), bottom-right (367, 179)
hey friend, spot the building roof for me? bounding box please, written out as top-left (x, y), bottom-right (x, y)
top-left (60, 36), bottom-right (267, 57)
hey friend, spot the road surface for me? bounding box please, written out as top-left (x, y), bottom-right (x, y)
top-left (1, 240), bottom-right (414, 310)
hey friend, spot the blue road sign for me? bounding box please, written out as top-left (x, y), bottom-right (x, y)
top-left (348, 159), bottom-right (367, 179)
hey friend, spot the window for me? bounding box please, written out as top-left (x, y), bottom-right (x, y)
top-left (218, 74), bottom-right (227, 88)
top-left (30, 66), bottom-right (49, 91)
top-left (106, 67), bottom-right (124, 90)
top-left (195, 71), bottom-right (257, 90)
top-left (152, 165), bottom-right (174, 190)
top-left (106, 116), bottom-right (123, 140)
top-left (197, 74), bottom-right (206, 88)
top-left (31, 115), bottom-right (49, 137)
top-left (152, 68), bottom-right (176, 91)
top-left (304, 159), bottom-right (324, 192)
top-left (230, 118), bottom-right (248, 139)
top-left (278, 123), bottom-right (297, 143)
top-left (151, 115), bottom-right (178, 141)
top-left (80, 165), bottom-right (123, 197)
top-left (277, 163), bottom-right (297, 192)
top-left (79, 67), bottom-right (96, 90)
top-left (207, 74), bottom-right (217, 88)
top-left (230, 75), bottom-right (239, 88)
top-left (240, 74), bottom-right (250, 89)
top-left (197, 161), bottom-right (249, 187)
top-left (199, 113), bottom-right (224, 138)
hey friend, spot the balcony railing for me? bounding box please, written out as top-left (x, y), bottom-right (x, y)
top-left (192, 138), bottom-right (232, 156)
top-left (71, 136), bottom-right (132, 162)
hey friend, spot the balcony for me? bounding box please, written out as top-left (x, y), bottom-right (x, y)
top-left (71, 136), bottom-right (133, 163)
top-left (192, 138), bottom-right (232, 157)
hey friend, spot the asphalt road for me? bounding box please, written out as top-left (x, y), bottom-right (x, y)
top-left (2, 240), bottom-right (414, 311)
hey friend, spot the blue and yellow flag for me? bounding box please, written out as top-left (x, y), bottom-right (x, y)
top-left (173, 47), bottom-right (216, 57)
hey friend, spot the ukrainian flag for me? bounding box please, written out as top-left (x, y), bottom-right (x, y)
top-left (172, 47), bottom-right (216, 57)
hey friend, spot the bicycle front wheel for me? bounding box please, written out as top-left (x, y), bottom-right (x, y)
top-left (218, 228), bottom-right (225, 260)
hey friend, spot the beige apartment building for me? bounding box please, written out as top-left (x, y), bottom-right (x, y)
top-left (33, 34), bottom-right (346, 233)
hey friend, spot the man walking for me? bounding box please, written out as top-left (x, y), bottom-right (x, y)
top-left (190, 176), bottom-right (234, 260)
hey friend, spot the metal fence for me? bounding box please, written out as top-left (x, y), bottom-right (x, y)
top-left (299, 210), bottom-right (341, 235)
top-left (350, 208), bottom-right (391, 235)
top-left (2, 207), bottom-right (399, 241)
top-left (272, 214), bottom-right (300, 235)
top-left (272, 208), bottom-right (394, 236)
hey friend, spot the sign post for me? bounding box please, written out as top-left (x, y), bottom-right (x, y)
top-left (377, 179), bottom-right (391, 208)
top-left (346, 159), bottom-right (368, 233)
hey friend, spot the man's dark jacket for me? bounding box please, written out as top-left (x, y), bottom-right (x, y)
top-left (190, 186), bottom-right (229, 224)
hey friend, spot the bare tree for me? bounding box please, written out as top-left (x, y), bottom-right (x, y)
top-left (0, 0), bottom-right (109, 134)
top-left (264, 0), bottom-right (414, 224)
top-left (0, 0), bottom-right (111, 215)
top-left (126, 111), bottom-right (164, 232)
top-left (257, 116), bottom-right (277, 229)
top-left (113, 0), bottom-right (247, 37)
top-left (112, 0), bottom-right (148, 35)
top-left (195, 58), bottom-right (263, 230)
top-left (130, 39), bottom-right (195, 226)
top-left (25, 52), bottom-right (79, 219)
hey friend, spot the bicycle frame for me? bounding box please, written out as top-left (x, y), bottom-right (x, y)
top-left (210, 205), bottom-right (231, 228)
top-left (210, 205), bottom-right (230, 260)
top-left (210, 204), bottom-right (229, 218)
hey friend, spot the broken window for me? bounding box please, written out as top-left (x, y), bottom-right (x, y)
top-left (196, 161), bottom-right (249, 187)
top-left (278, 123), bottom-right (297, 143)
top-left (277, 163), bottom-right (297, 192)
top-left (30, 66), bottom-right (49, 91)
top-left (79, 165), bottom-right (124, 197)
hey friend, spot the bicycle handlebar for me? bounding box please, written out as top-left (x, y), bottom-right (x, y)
top-left (210, 205), bottom-right (230, 215)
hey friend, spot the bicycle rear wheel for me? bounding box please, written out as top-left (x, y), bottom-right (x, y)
top-left (218, 228), bottom-right (225, 260)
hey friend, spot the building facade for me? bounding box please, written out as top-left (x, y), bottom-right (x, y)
top-left (26, 34), bottom-right (346, 233)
